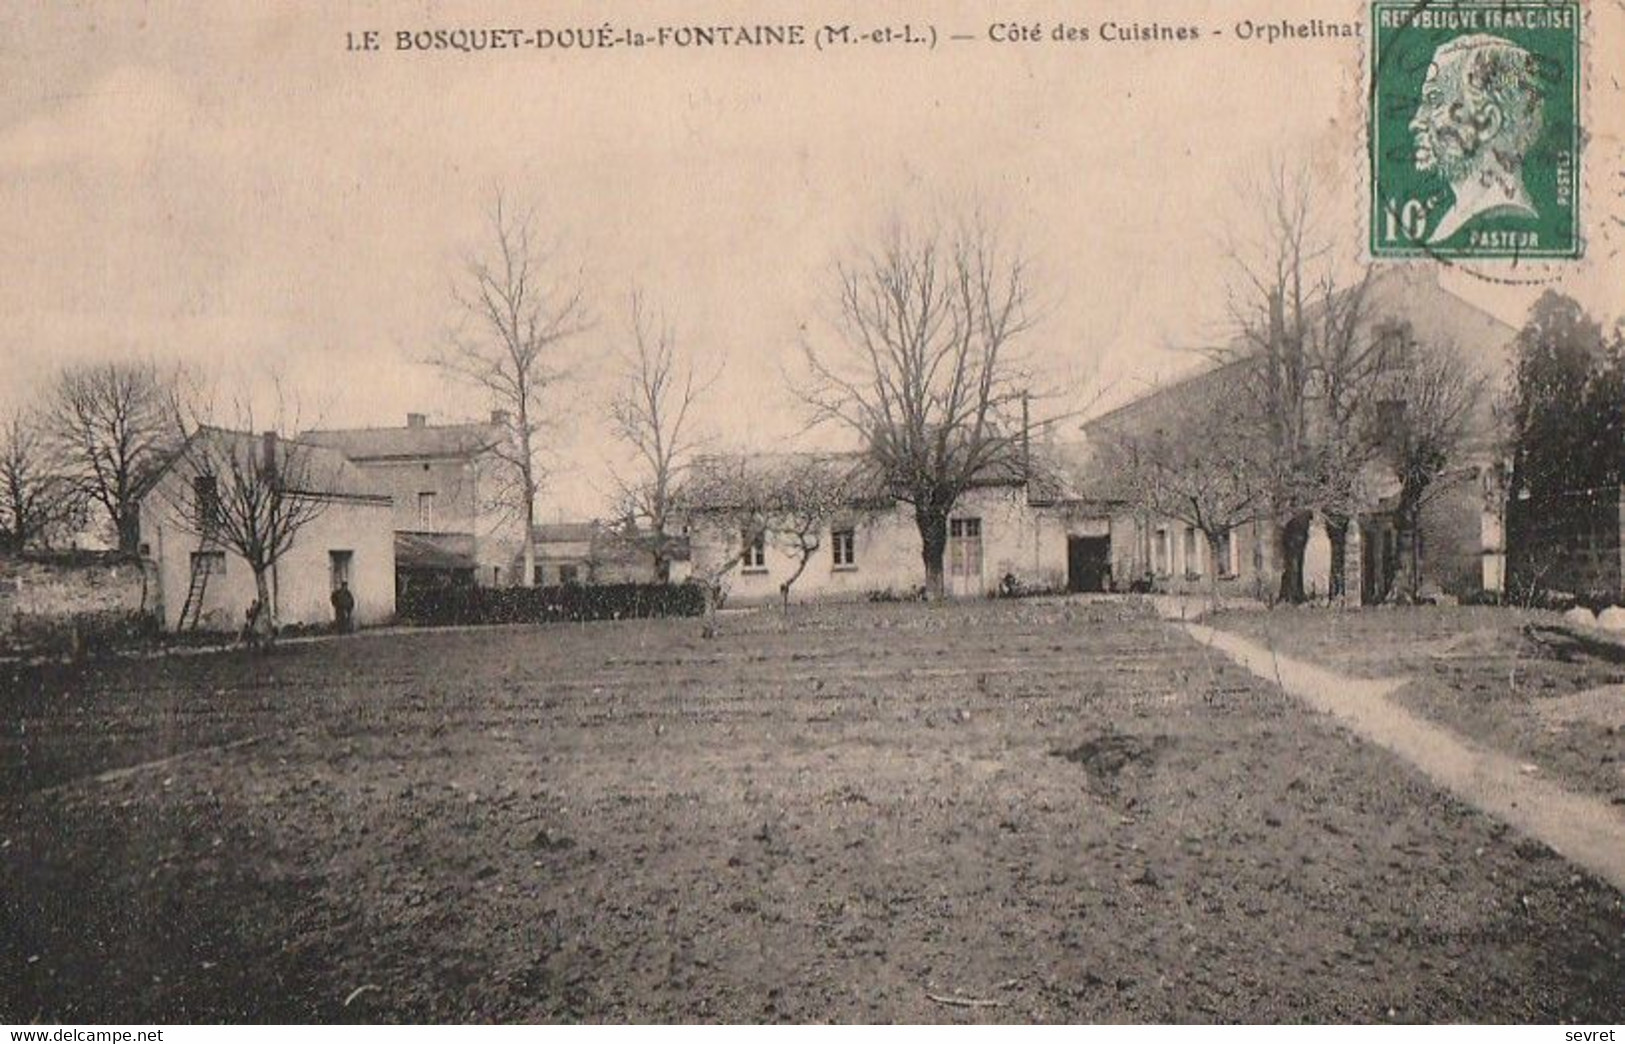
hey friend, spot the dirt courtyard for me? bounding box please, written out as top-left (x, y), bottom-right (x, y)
top-left (2, 599), bottom-right (1622, 1022)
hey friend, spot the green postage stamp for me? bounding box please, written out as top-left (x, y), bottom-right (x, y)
top-left (1369, 1), bottom-right (1581, 260)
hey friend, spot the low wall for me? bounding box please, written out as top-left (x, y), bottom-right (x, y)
top-left (0, 553), bottom-right (154, 641)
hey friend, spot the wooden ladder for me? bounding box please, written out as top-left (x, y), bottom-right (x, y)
top-left (177, 552), bottom-right (213, 631)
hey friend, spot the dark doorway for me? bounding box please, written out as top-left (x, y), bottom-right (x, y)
top-left (1067, 536), bottom-right (1112, 593)
top-left (1360, 521), bottom-right (1398, 605)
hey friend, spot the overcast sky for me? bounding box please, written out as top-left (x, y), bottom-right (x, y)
top-left (4, 0), bottom-right (1620, 518)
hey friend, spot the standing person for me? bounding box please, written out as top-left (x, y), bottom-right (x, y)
top-left (331, 581), bottom-right (355, 634)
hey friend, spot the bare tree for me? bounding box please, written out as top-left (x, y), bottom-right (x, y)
top-left (764, 455), bottom-right (867, 612)
top-left (677, 456), bottom-right (779, 638)
top-left (608, 291), bottom-right (710, 582)
top-left (47, 361), bottom-right (179, 552)
top-left (1219, 164), bottom-right (1388, 603)
top-left (0, 410), bottom-right (84, 552)
top-left (435, 194), bottom-right (591, 587)
top-left (802, 213), bottom-right (1035, 599)
top-left (1377, 330), bottom-right (1488, 601)
top-left (1101, 373), bottom-right (1265, 608)
top-left (1303, 271), bottom-right (1397, 601)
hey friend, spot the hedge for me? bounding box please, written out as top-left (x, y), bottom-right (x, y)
top-left (1, 609), bottom-right (161, 659)
top-left (398, 582), bottom-right (705, 627)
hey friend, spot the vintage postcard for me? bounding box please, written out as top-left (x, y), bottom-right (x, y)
top-left (2, 0), bottom-right (1623, 1029)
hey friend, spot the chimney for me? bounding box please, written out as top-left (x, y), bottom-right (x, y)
top-left (406, 413), bottom-right (427, 428)
top-left (262, 430), bottom-right (278, 472)
top-left (490, 409), bottom-right (511, 427)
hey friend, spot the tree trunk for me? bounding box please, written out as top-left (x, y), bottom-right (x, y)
top-left (517, 404), bottom-right (537, 588)
top-left (1276, 512), bottom-right (1312, 605)
top-left (649, 523), bottom-right (671, 583)
top-left (252, 566), bottom-right (276, 646)
top-left (117, 509), bottom-right (141, 554)
top-left (780, 546), bottom-right (814, 614)
top-left (1393, 476), bottom-right (1432, 602)
top-left (1205, 531), bottom-right (1225, 613)
top-left (5, 489), bottom-right (29, 552)
top-left (701, 580), bottom-right (719, 639)
top-left (520, 530), bottom-right (536, 588)
top-left (1409, 520), bottom-right (1423, 600)
top-left (1395, 502), bottom-right (1422, 601)
top-left (917, 506), bottom-right (948, 600)
top-left (517, 474), bottom-right (536, 587)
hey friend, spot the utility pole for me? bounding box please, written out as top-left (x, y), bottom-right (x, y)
top-left (1021, 389), bottom-right (1031, 484)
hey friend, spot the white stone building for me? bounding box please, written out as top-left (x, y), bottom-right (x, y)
top-left (683, 451), bottom-right (1118, 604)
top-left (301, 412), bottom-right (522, 591)
top-left (138, 428), bottom-right (396, 631)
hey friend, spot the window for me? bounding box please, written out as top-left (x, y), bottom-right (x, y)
top-left (559, 564), bottom-right (580, 585)
top-left (417, 492), bottom-right (436, 530)
top-left (1183, 526), bottom-right (1200, 578)
top-left (831, 528), bottom-right (856, 569)
top-left (742, 530), bottom-right (766, 571)
top-left (329, 550), bottom-right (352, 590)
top-left (190, 550), bottom-right (226, 576)
top-left (193, 475), bottom-right (220, 535)
top-left (1153, 527), bottom-right (1170, 576)
top-left (948, 518), bottom-right (983, 578)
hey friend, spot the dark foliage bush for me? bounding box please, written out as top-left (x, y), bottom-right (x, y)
top-left (277, 621), bottom-right (337, 640)
top-left (866, 586), bottom-right (927, 603)
top-left (1499, 585), bottom-right (1619, 614)
top-left (989, 572), bottom-right (1070, 599)
top-left (398, 582), bottom-right (704, 627)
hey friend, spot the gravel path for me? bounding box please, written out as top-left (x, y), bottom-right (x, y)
top-left (1183, 621), bottom-right (1625, 895)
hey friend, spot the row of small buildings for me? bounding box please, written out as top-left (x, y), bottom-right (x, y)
top-left (134, 411), bottom-right (700, 631)
top-left (129, 268), bottom-right (1620, 630)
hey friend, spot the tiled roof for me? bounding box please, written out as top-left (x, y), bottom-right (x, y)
top-left (532, 521), bottom-right (693, 563)
top-left (533, 522), bottom-right (597, 544)
top-left (1081, 266), bottom-right (1515, 437)
top-left (687, 447), bottom-right (1035, 503)
top-left (1026, 440), bottom-right (1125, 504)
top-left (300, 422), bottom-right (504, 461)
top-left (165, 427), bottom-right (391, 502)
top-left (681, 451), bottom-right (891, 510)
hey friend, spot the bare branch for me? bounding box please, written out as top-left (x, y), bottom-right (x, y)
top-left (798, 211), bottom-right (1038, 598)
top-left (0, 409), bottom-right (86, 551)
top-left (430, 193), bottom-right (593, 585)
top-left (45, 360), bottom-right (185, 552)
top-left (605, 289), bottom-right (716, 581)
